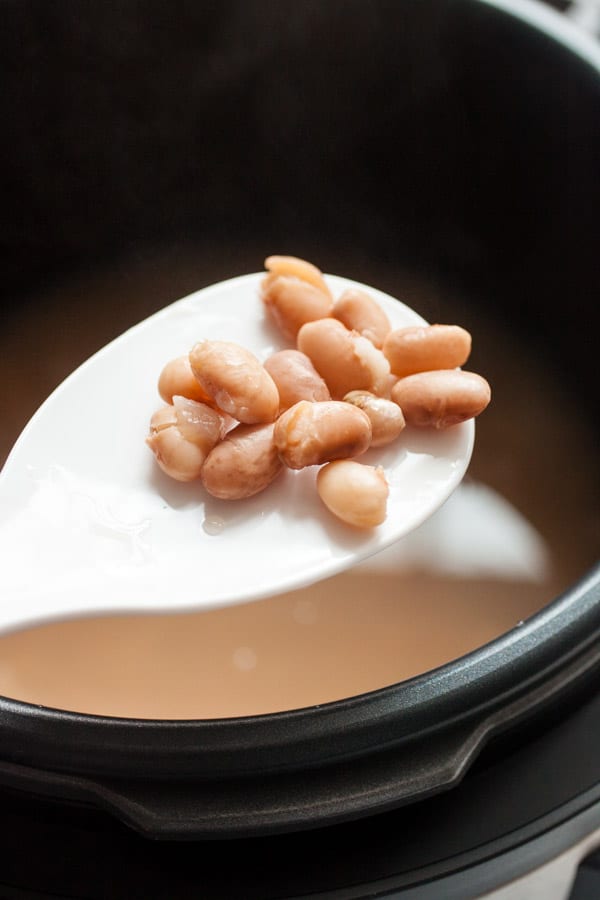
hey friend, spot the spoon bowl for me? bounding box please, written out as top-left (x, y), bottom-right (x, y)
top-left (0, 273), bottom-right (474, 633)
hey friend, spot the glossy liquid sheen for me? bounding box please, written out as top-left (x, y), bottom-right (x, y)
top-left (0, 572), bottom-right (549, 718)
top-left (0, 248), bottom-right (596, 718)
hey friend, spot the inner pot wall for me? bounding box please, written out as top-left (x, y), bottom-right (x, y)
top-left (0, 0), bottom-right (598, 852)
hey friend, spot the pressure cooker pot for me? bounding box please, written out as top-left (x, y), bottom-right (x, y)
top-left (0, 0), bottom-right (598, 897)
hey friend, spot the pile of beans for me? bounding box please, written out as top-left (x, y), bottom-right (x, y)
top-left (146, 256), bottom-right (491, 528)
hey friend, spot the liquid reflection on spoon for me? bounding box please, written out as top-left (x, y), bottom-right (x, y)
top-left (202, 515), bottom-right (227, 536)
top-left (359, 480), bottom-right (550, 581)
top-left (0, 480), bottom-right (551, 719)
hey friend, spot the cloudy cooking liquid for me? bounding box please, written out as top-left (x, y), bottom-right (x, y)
top-left (0, 247), bottom-right (596, 719)
top-left (0, 571), bottom-right (551, 718)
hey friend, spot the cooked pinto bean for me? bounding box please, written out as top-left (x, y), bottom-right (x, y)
top-left (333, 288), bottom-right (391, 348)
top-left (383, 324), bottom-right (471, 377)
top-left (317, 460), bottom-right (389, 528)
top-left (273, 400), bottom-right (372, 469)
top-left (264, 349), bottom-right (331, 412)
top-left (297, 318), bottom-right (390, 399)
top-left (264, 255), bottom-right (332, 297)
top-left (343, 390), bottom-right (405, 446)
top-left (391, 369), bottom-right (491, 428)
top-left (146, 399), bottom-right (226, 481)
top-left (261, 275), bottom-right (334, 341)
top-left (201, 423), bottom-right (283, 499)
top-left (189, 340), bottom-right (279, 424)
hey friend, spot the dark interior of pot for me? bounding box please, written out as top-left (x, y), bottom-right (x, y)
top-left (0, 0), bottom-right (598, 719)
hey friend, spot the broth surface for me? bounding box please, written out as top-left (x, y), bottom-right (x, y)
top-left (0, 573), bottom-right (548, 719)
top-left (0, 244), bottom-right (597, 718)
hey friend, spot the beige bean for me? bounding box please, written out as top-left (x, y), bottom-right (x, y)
top-left (317, 460), bottom-right (389, 528)
top-left (343, 390), bottom-right (405, 447)
top-left (148, 404), bottom-right (177, 432)
top-left (201, 423), bottom-right (283, 500)
top-left (171, 396), bottom-right (228, 448)
top-left (146, 427), bottom-right (206, 482)
top-left (261, 274), bottom-right (334, 341)
top-left (297, 318), bottom-right (390, 399)
top-left (333, 288), bottom-right (391, 348)
top-left (383, 324), bottom-right (472, 377)
top-left (264, 255), bottom-right (332, 297)
top-left (189, 340), bottom-right (279, 424)
top-left (146, 399), bottom-right (226, 481)
top-left (263, 349), bottom-right (331, 412)
top-left (158, 355), bottom-right (212, 405)
top-left (273, 400), bottom-right (372, 469)
top-left (391, 369), bottom-right (491, 429)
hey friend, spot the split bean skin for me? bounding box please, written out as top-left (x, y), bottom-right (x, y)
top-left (158, 355), bottom-right (212, 405)
top-left (264, 255), bottom-right (332, 298)
top-left (170, 395), bottom-right (229, 447)
top-left (263, 349), bottom-right (331, 412)
top-left (343, 390), bottom-right (406, 447)
top-left (201, 423), bottom-right (283, 500)
top-left (146, 399), bottom-right (226, 481)
top-left (297, 318), bottom-right (391, 399)
top-left (189, 340), bottom-right (280, 424)
top-left (317, 460), bottom-right (389, 528)
top-left (261, 274), bottom-right (334, 341)
top-left (391, 369), bottom-right (491, 429)
top-left (333, 288), bottom-right (391, 348)
top-left (383, 324), bottom-right (472, 378)
top-left (273, 400), bottom-right (372, 469)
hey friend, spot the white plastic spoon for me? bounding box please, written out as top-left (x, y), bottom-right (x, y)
top-left (0, 272), bottom-right (473, 634)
